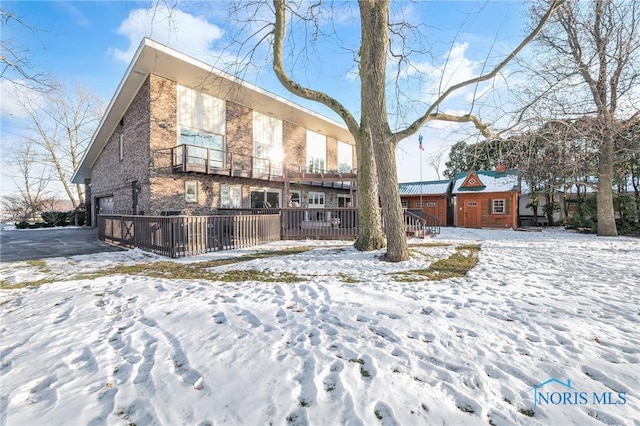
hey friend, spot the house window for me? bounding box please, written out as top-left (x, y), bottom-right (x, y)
top-left (337, 194), bottom-right (351, 207)
top-left (119, 134), bottom-right (124, 161)
top-left (253, 112), bottom-right (283, 176)
top-left (308, 191), bottom-right (325, 208)
top-left (426, 201), bottom-right (436, 207)
top-left (492, 199), bottom-right (505, 214)
top-left (177, 85), bottom-right (226, 168)
top-left (337, 141), bottom-right (353, 173)
top-left (289, 190), bottom-right (301, 207)
top-left (185, 181), bottom-right (198, 203)
top-left (250, 187), bottom-right (281, 208)
top-left (220, 184), bottom-right (242, 208)
top-left (179, 128), bottom-right (225, 168)
top-left (307, 130), bottom-right (326, 173)
top-left (415, 202), bottom-right (423, 208)
top-left (401, 201), bottom-right (408, 209)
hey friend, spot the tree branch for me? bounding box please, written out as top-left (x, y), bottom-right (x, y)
top-left (272, 0), bottom-right (359, 134)
top-left (395, 0), bottom-right (566, 143)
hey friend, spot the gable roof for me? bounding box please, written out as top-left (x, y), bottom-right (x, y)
top-left (399, 180), bottom-right (451, 196)
top-left (452, 170), bottom-right (520, 194)
top-left (72, 38), bottom-right (352, 184)
top-left (459, 171), bottom-right (485, 191)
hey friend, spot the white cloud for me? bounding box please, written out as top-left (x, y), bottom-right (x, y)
top-left (0, 80), bottom-right (44, 119)
top-left (108, 7), bottom-right (224, 63)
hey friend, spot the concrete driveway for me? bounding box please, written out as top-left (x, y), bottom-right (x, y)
top-left (0, 227), bottom-right (125, 262)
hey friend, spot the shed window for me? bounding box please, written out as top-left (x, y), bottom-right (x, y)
top-left (492, 199), bottom-right (505, 214)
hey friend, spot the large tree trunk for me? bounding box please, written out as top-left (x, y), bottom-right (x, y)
top-left (359, 0), bottom-right (409, 261)
top-left (353, 129), bottom-right (385, 251)
top-left (373, 139), bottom-right (409, 261)
top-left (597, 132), bottom-right (618, 236)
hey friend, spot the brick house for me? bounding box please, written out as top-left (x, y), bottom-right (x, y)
top-left (452, 168), bottom-right (520, 229)
top-left (398, 180), bottom-right (452, 226)
top-left (72, 38), bottom-right (356, 224)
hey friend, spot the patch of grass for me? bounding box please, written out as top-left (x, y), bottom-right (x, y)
top-left (408, 242), bottom-right (452, 248)
top-left (337, 273), bottom-right (359, 283)
top-left (25, 259), bottom-right (47, 269)
top-left (216, 269), bottom-right (301, 283)
top-left (518, 407), bottom-right (535, 417)
top-left (374, 409), bottom-right (382, 420)
top-left (457, 403), bottom-right (475, 414)
top-left (3, 247), bottom-right (313, 288)
top-left (360, 367), bottom-right (371, 378)
top-left (0, 278), bottom-right (54, 290)
top-left (392, 243), bottom-right (480, 282)
top-left (392, 367), bottom-right (400, 373)
top-left (349, 358), bottom-right (365, 365)
top-left (299, 398), bottom-right (310, 407)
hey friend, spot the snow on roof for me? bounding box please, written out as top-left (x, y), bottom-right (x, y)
top-left (399, 180), bottom-right (451, 196)
top-left (452, 170), bottom-right (520, 194)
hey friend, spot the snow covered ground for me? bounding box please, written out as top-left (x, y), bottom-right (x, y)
top-left (1, 227), bottom-right (639, 426)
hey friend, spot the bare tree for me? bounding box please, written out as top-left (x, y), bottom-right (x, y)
top-left (522, 0), bottom-right (640, 236)
top-left (1, 141), bottom-right (52, 221)
top-left (270, 0), bottom-right (564, 261)
top-left (13, 84), bottom-right (103, 208)
top-left (426, 151), bottom-right (444, 181)
top-left (0, 7), bottom-right (54, 90)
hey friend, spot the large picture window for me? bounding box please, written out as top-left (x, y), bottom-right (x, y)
top-left (250, 187), bottom-right (281, 208)
top-left (177, 85), bottom-right (226, 168)
top-left (307, 130), bottom-right (326, 173)
top-left (337, 141), bottom-right (353, 173)
top-left (253, 112), bottom-right (283, 176)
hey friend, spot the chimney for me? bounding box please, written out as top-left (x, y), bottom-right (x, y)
top-left (496, 161), bottom-right (506, 173)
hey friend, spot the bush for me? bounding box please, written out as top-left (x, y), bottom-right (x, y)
top-left (566, 196), bottom-right (597, 232)
top-left (68, 207), bottom-right (86, 226)
top-left (567, 194), bottom-right (640, 236)
top-left (15, 221), bottom-right (29, 229)
top-left (41, 211), bottom-right (70, 227)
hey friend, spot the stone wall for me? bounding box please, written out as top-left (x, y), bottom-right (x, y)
top-left (226, 101), bottom-right (253, 172)
top-left (91, 75), bottom-right (151, 214)
top-left (283, 121), bottom-right (306, 170)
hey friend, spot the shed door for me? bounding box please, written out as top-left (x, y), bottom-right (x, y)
top-left (464, 201), bottom-right (480, 228)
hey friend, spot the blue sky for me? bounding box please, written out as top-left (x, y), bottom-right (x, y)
top-left (1, 1), bottom-right (532, 198)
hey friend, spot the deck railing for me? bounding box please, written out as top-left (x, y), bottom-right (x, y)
top-left (98, 214), bottom-right (280, 258)
top-left (405, 209), bottom-right (441, 235)
top-left (218, 208), bottom-right (359, 240)
top-left (99, 207), bottom-right (440, 258)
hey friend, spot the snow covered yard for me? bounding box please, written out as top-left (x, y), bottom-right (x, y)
top-left (1, 228), bottom-right (639, 426)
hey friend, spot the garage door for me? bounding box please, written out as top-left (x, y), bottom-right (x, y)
top-left (97, 196), bottom-right (114, 214)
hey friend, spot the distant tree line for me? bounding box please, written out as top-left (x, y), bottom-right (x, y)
top-left (443, 115), bottom-right (639, 234)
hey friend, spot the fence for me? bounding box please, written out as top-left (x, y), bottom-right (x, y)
top-left (218, 208), bottom-right (359, 240)
top-left (99, 207), bottom-right (440, 258)
top-left (405, 209), bottom-right (441, 235)
top-left (98, 214), bottom-right (281, 258)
